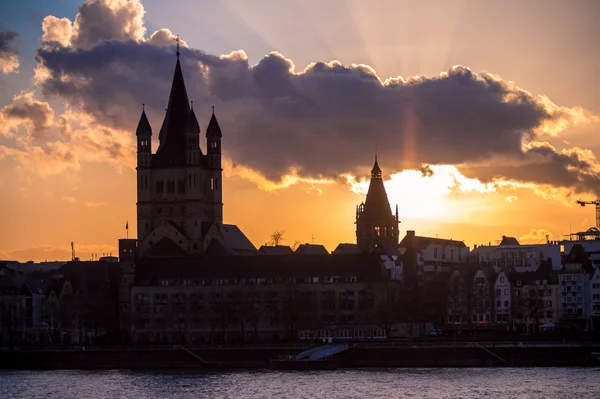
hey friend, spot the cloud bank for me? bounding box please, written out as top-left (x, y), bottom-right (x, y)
top-left (2, 0), bottom-right (600, 199)
top-left (0, 28), bottom-right (19, 74)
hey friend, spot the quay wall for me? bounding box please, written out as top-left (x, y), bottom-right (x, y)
top-left (1, 344), bottom-right (599, 370)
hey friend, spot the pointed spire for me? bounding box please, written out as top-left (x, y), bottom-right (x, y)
top-left (371, 155), bottom-right (382, 179)
top-left (175, 34), bottom-right (180, 58)
top-left (206, 106), bottom-right (222, 137)
top-left (154, 52), bottom-right (191, 167)
top-left (136, 104), bottom-right (152, 136)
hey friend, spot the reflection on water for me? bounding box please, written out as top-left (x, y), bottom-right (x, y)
top-left (1, 368), bottom-right (600, 398)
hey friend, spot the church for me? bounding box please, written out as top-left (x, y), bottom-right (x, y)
top-left (134, 47), bottom-right (256, 257)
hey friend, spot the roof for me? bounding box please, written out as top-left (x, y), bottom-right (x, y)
top-left (499, 236), bottom-right (520, 246)
top-left (135, 253), bottom-right (386, 283)
top-left (154, 58), bottom-right (191, 168)
top-left (188, 107), bottom-right (201, 134)
top-left (258, 245), bottom-right (294, 255)
top-left (135, 109), bottom-right (152, 137)
top-left (206, 111), bottom-right (222, 137)
top-left (295, 244), bottom-right (329, 255)
top-left (398, 235), bottom-right (467, 250)
top-left (222, 224), bottom-right (257, 253)
top-left (561, 244), bottom-right (595, 274)
top-left (204, 238), bottom-right (236, 256)
top-left (144, 237), bottom-right (188, 258)
top-left (332, 243), bottom-right (365, 255)
top-left (359, 158), bottom-right (393, 221)
top-left (507, 262), bottom-right (559, 285)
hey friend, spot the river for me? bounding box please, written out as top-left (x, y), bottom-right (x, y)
top-left (1, 368), bottom-right (599, 398)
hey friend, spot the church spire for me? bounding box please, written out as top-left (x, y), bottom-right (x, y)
top-left (136, 104), bottom-right (152, 137)
top-left (371, 154), bottom-right (382, 179)
top-left (154, 47), bottom-right (191, 167)
top-left (206, 106), bottom-right (222, 137)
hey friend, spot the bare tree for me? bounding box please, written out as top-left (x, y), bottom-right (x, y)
top-left (269, 230), bottom-right (285, 246)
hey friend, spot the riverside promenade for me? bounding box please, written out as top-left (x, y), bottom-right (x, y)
top-left (2, 340), bottom-right (600, 369)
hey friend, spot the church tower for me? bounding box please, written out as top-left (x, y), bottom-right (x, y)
top-left (355, 156), bottom-right (400, 252)
top-left (135, 45), bottom-right (226, 257)
top-left (206, 107), bottom-right (223, 223)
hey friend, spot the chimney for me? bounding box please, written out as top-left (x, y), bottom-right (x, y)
top-left (407, 230), bottom-right (415, 237)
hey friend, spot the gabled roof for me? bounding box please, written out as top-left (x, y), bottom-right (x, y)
top-left (204, 238), bottom-right (236, 256)
top-left (222, 224), bottom-right (257, 253)
top-left (154, 58), bottom-right (190, 168)
top-left (332, 243), bottom-right (365, 255)
top-left (258, 245), bottom-right (294, 255)
top-left (398, 235), bottom-right (467, 250)
top-left (136, 109), bottom-right (152, 137)
top-left (499, 236), bottom-right (520, 246)
top-left (295, 244), bottom-right (329, 255)
top-left (144, 237), bottom-right (188, 258)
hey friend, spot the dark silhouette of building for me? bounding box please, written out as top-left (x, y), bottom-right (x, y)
top-left (355, 157), bottom-right (399, 252)
top-left (135, 47), bottom-right (254, 257)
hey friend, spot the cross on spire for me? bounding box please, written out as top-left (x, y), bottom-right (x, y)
top-left (175, 34), bottom-right (180, 58)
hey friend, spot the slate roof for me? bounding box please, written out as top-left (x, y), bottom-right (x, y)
top-left (135, 253), bottom-right (386, 283)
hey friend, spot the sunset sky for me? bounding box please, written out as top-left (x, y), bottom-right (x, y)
top-left (1, 0), bottom-right (599, 262)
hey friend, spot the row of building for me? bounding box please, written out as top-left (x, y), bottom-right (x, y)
top-left (2, 49), bottom-right (600, 345)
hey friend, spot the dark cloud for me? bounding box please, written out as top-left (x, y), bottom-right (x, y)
top-left (462, 144), bottom-right (600, 196)
top-left (0, 28), bottom-right (19, 73)
top-left (32, 0), bottom-right (598, 196)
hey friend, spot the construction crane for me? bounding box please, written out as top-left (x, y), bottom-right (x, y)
top-left (576, 199), bottom-right (600, 229)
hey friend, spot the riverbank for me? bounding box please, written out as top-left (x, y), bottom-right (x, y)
top-left (2, 342), bottom-right (599, 370)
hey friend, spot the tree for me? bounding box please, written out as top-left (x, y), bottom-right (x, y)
top-left (269, 230), bottom-right (285, 246)
top-left (374, 282), bottom-right (402, 338)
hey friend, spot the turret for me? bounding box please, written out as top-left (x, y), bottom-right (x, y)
top-left (206, 106), bottom-right (222, 169)
top-left (136, 104), bottom-right (152, 168)
top-left (186, 101), bottom-right (202, 165)
top-left (206, 106), bottom-right (223, 222)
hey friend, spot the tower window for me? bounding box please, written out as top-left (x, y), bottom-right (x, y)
top-left (374, 226), bottom-right (381, 237)
top-left (211, 178), bottom-right (215, 191)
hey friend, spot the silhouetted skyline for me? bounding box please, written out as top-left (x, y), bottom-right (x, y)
top-left (1, 0), bottom-right (600, 261)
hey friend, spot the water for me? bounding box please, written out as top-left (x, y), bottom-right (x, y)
top-left (1, 368), bottom-right (599, 398)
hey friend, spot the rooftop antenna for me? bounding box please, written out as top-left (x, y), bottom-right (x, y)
top-left (142, 103), bottom-right (145, 111)
top-left (212, 105), bottom-right (215, 115)
top-left (191, 100), bottom-right (194, 110)
top-left (175, 34), bottom-right (180, 58)
top-left (71, 242), bottom-right (75, 261)
top-left (311, 233), bottom-right (315, 244)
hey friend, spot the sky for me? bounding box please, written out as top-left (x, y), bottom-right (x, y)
top-left (0, 0), bottom-right (599, 262)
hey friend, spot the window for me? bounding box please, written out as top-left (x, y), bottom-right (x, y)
top-left (496, 300), bottom-right (501, 307)
top-left (500, 277), bottom-right (505, 283)
top-left (496, 289), bottom-right (501, 295)
top-left (210, 178), bottom-right (215, 191)
top-left (504, 289), bottom-right (508, 295)
top-left (504, 300), bottom-right (509, 307)
top-left (434, 248), bottom-right (438, 258)
top-left (374, 226), bottom-right (381, 237)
